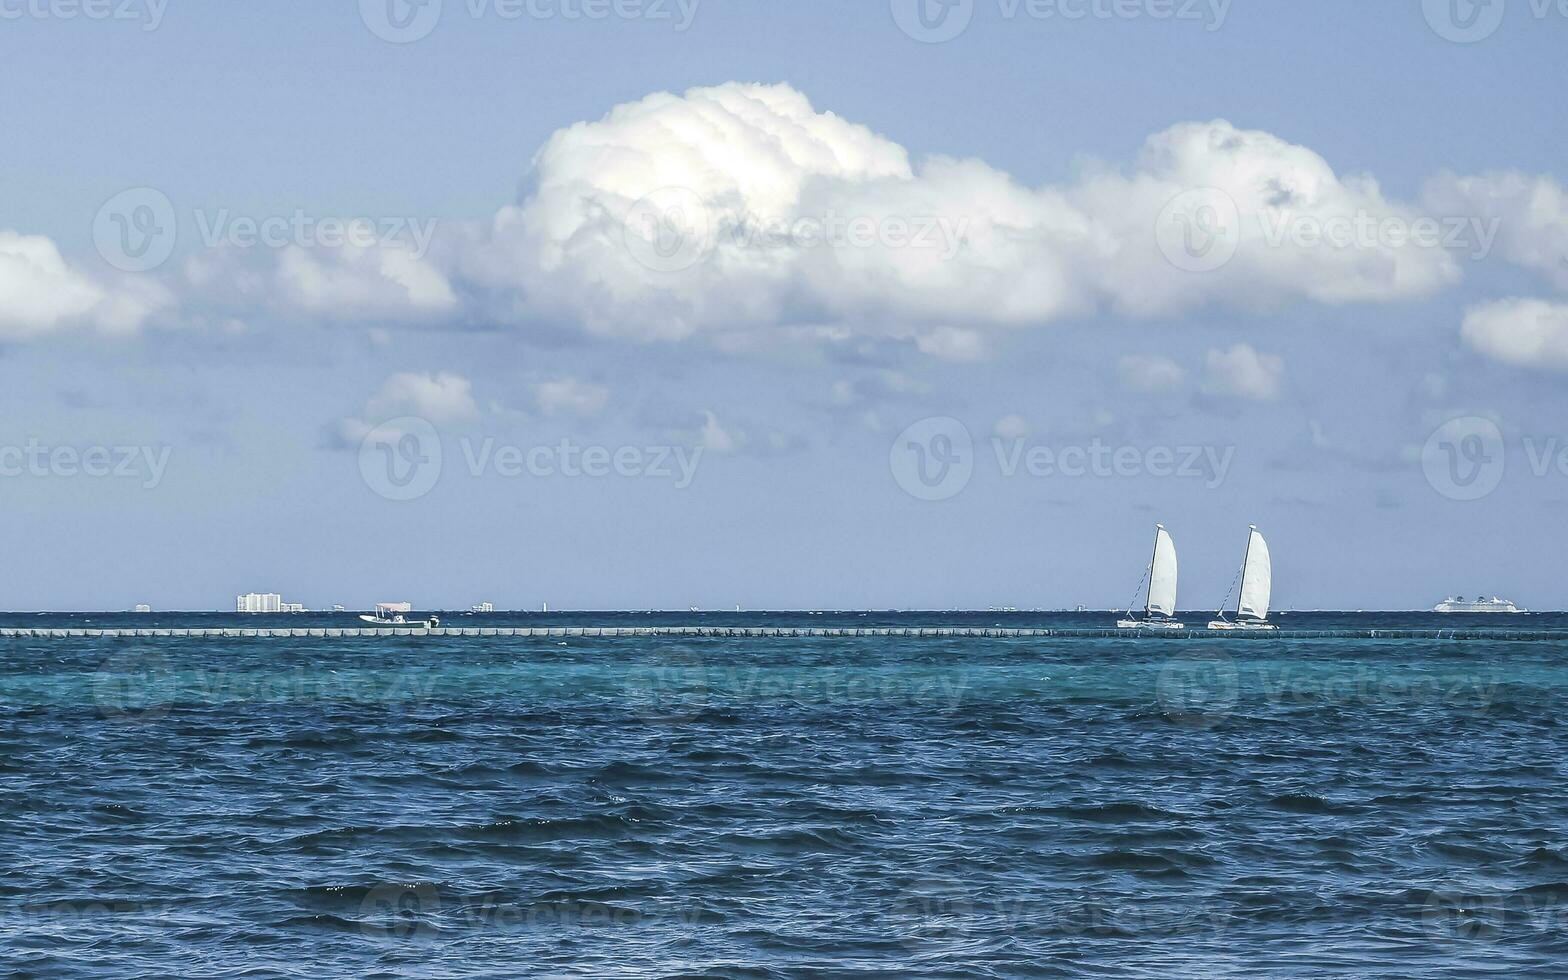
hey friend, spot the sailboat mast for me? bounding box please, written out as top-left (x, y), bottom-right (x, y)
top-left (1146, 524), bottom-right (1162, 618)
top-left (1236, 525), bottom-right (1254, 618)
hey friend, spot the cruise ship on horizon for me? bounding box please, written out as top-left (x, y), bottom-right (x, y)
top-left (1433, 595), bottom-right (1526, 614)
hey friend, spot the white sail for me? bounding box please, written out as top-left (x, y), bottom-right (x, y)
top-left (1236, 526), bottom-right (1272, 621)
top-left (1146, 525), bottom-right (1178, 618)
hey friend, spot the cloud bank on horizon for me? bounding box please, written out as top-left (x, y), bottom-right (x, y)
top-left (3, 81), bottom-right (1566, 371)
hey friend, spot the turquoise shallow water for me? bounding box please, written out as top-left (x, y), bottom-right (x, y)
top-left (3, 613), bottom-right (1567, 977)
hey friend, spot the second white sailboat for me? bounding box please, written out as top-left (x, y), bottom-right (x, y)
top-left (1209, 525), bottom-right (1277, 631)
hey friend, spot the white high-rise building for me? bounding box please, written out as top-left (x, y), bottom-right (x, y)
top-left (236, 593), bottom-right (284, 613)
top-left (470, 601), bottom-right (494, 613)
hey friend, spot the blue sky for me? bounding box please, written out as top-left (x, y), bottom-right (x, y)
top-left (2, 0), bottom-right (1567, 611)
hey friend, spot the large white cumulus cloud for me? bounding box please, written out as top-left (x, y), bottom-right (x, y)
top-left (0, 232), bottom-right (103, 339)
top-left (1081, 121), bottom-right (1458, 311)
top-left (0, 231), bottom-right (169, 340)
top-left (465, 82), bottom-right (1460, 344)
top-left (1424, 171), bottom-right (1568, 292)
top-left (15, 82), bottom-right (1567, 357)
top-left (468, 82), bottom-right (919, 340)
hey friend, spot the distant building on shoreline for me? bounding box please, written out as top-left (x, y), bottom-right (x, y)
top-left (471, 601), bottom-right (495, 613)
top-left (132, 604), bottom-right (151, 614)
top-left (237, 593), bottom-right (308, 614)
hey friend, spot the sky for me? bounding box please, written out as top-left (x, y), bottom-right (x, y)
top-left (1, 0), bottom-right (1566, 611)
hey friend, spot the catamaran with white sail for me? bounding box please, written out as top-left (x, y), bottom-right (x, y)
top-left (1117, 524), bottom-right (1185, 630)
top-left (1208, 525), bottom-right (1277, 631)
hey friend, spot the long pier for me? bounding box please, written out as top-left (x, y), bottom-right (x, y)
top-left (0, 626), bottom-right (1563, 641)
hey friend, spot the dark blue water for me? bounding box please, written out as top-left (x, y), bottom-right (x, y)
top-left (3, 614), bottom-right (1566, 977)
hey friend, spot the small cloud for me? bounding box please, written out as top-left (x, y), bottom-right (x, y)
top-left (700, 410), bottom-right (741, 453)
top-left (1117, 354), bottom-right (1186, 393)
top-left (533, 377), bottom-right (609, 418)
top-left (1270, 419), bottom-right (1406, 474)
top-left (761, 430), bottom-right (807, 454)
top-left (90, 275), bottom-right (175, 335)
top-left (1202, 343), bottom-right (1283, 401)
top-left (275, 243), bottom-right (457, 321)
top-left (1268, 494), bottom-right (1324, 507)
top-left (365, 371), bottom-right (479, 424)
top-left (915, 327), bottom-right (989, 362)
top-left (994, 414), bottom-right (1031, 440)
top-left (185, 239), bottom-right (457, 326)
top-left (681, 410), bottom-right (802, 456)
top-left (876, 370), bottom-right (929, 395)
top-left (327, 370), bottom-right (480, 450)
top-left (1460, 298), bottom-right (1568, 371)
top-left (826, 369), bottom-right (929, 411)
top-left (1308, 420), bottom-right (1331, 449)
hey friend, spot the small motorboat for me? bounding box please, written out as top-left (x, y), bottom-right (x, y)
top-left (359, 602), bottom-right (440, 629)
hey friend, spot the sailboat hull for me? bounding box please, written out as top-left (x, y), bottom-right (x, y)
top-left (1206, 619), bottom-right (1277, 631)
top-left (1117, 618), bottom-right (1186, 630)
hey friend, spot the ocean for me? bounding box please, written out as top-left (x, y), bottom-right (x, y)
top-left (3, 611), bottom-right (1566, 977)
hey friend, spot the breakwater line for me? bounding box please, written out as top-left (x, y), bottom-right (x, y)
top-left (0, 626), bottom-right (1563, 641)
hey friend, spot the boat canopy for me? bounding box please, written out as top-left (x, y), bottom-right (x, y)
top-left (375, 602), bottom-right (413, 614)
